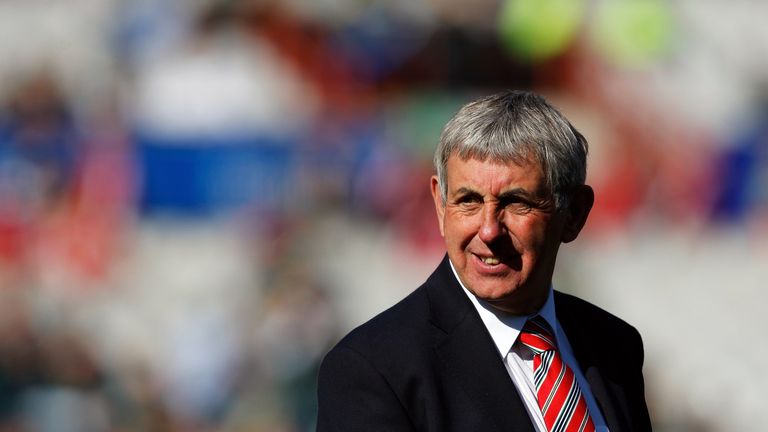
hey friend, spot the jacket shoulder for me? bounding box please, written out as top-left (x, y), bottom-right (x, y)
top-left (555, 291), bottom-right (640, 337)
top-left (555, 290), bottom-right (645, 372)
top-left (326, 284), bottom-right (433, 361)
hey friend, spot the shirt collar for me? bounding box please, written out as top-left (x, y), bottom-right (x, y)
top-left (448, 259), bottom-right (559, 357)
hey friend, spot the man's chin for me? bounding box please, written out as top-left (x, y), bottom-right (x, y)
top-left (468, 282), bottom-right (548, 315)
top-left (466, 282), bottom-right (520, 303)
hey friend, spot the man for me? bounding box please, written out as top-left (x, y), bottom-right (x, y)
top-left (317, 91), bottom-right (652, 431)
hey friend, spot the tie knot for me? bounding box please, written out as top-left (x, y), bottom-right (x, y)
top-left (519, 316), bottom-right (556, 354)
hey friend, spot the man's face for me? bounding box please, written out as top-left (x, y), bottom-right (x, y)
top-left (431, 155), bottom-right (589, 314)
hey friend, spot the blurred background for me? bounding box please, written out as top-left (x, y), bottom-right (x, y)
top-left (0, 0), bottom-right (766, 430)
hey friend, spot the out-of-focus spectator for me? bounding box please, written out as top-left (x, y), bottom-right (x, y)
top-left (0, 293), bottom-right (40, 429)
top-left (254, 264), bottom-right (337, 432)
top-left (0, 72), bottom-right (78, 204)
top-left (0, 72), bottom-right (81, 283)
top-left (19, 331), bottom-right (109, 432)
top-left (711, 96), bottom-right (768, 226)
top-left (0, 292), bottom-right (110, 432)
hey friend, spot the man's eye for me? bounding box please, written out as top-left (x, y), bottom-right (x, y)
top-left (502, 198), bottom-right (533, 212)
top-left (455, 196), bottom-right (482, 208)
top-left (501, 197), bottom-right (522, 206)
top-left (456, 195), bottom-right (481, 204)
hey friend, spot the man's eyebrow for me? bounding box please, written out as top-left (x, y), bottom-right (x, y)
top-left (453, 186), bottom-right (479, 196)
top-left (451, 187), bottom-right (537, 200)
top-left (497, 188), bottom-right (534, 200)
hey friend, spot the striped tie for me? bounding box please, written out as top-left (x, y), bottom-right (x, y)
top-left (519, 316), bottom-right (596, 432)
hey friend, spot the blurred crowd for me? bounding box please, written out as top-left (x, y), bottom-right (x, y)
top-left (0, 0), bottom-right (767, 431)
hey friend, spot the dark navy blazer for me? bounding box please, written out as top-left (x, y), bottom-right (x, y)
top-left (317, 256), bottom-right (652, 431)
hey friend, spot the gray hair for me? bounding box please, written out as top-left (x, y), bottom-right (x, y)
top-left (434, 90), bottom-right (588, 210)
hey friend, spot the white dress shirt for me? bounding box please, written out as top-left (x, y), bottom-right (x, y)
top-left (449, 261), bottom-right (609, 432)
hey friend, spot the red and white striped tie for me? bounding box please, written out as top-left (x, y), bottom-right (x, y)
top-left (519, 316), bottom-right (596, 432)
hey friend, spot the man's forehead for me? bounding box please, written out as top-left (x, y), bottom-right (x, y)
top-left (446, 153), bottom-right (544, 175)
top-left (450, 150), bottom-right (539, 168)
top-left (445, 154), bottom-right (547, 193)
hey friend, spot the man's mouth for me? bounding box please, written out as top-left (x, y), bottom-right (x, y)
top-left (473, 252), bottom-right (505, 266)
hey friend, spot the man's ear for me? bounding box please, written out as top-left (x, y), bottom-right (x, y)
top-left (561, 185), bottom-right (594, 243)
top-left (430, 175), bottom-right (445, 237)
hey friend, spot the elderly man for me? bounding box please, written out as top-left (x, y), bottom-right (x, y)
top-left (317, 91), bottom-right (652, 432)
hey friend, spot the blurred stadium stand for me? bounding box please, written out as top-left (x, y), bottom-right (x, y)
top-left (0, 0), bottom-right (766, 431)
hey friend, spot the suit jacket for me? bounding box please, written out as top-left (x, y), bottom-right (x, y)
top-left (317, 256), bottom-right (652, 431)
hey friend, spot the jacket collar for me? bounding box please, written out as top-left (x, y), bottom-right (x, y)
top-left (555, 292), bottom-right (631, 432)
top-left (426, 255), bottom-right (536, 432)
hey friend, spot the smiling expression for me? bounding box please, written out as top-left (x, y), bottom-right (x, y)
top-left (431, 155), bottom-right (575, 314)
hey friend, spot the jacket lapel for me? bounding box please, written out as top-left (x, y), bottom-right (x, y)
top-left (555, 292), bottom-right (630, 432)
top-left (584, 367), bottom-right (632, 431)
top-left (427, 256), bottom-right (536, 432)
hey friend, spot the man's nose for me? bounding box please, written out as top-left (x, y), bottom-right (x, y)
top-left (478, 206), bottom-right (505, 243)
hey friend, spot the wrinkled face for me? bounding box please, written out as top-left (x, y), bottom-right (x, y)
top-left (432, 155), bottom-right (583, 314)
